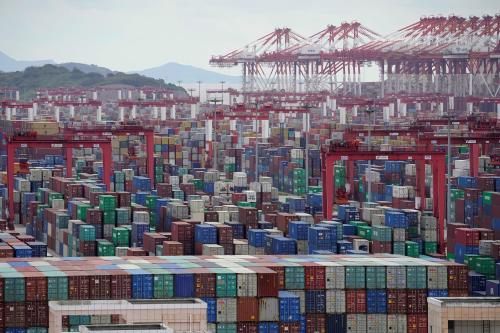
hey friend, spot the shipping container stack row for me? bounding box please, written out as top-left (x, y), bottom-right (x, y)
top-left (447, 175), bottom-right (500, 297)
top-left (0, 254), bottom-right (468, 333)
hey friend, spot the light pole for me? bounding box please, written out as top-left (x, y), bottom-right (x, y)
top-left (197, 80), bottom-right (202, 102)
top-left (365, 106), bottom-right (376, 203)
top-left (443, 112), bottom-right (454, 224)
top-left (177, 81), bottom-right (182, 89)
top-left (303, 104), bottom-right (312, 194)
top-left (251, 101), bottom-right (260, 181)
top-left (207, 98), bottom-right (222, 170)
top-left (220, 81), bottom-right (225, 105)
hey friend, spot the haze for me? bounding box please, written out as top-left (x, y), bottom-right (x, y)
top-left (1, 0), bottom-right (499, 73)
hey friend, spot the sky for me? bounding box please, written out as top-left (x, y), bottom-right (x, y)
top-left (1, 0), bottom-right (499, 73)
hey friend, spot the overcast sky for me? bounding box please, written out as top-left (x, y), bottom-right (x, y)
top-left (1, 0), bottom-right (498, 73)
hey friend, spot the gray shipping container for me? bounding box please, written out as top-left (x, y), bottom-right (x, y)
top-left (387, 266), bottom-right (407, 289)
top-left (393, 228), bottom-right (406, 242)
top-left (259, 297), bottom-right (279, 321)
top-left (216, 298), bottom-right (237, 323)
top-left (367, 314), bottom-right (387, 333)
top-left (296, 240), bottom-right (308, 255)
top-left (387, 314), bottom-right (407, 333)
top-left (427, 266), bottom-right (448, 290)
top-left (237, 272), bottom-right (257, 297)
top-left (325, 266), bottom-right (345, 289)
top-left (326, 289), bottom-right (345, 313)
top-left (347, 314), bottom-right (367, 333)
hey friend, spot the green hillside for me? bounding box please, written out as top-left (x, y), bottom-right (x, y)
top-left (0, 64), bottom-right (184, 99)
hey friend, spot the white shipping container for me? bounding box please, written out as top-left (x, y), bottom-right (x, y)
top-left (296, 240), bottom-right (308, 255)
top-left (347, 314), bottom-right (367, 332)
top-left (169, 176), bottom-right (180, 186)
top-left (427, 266), bottom-right (448, 290)
top-left (248, 245), bottom-right (265, 255)
top-left (326, 290), bottom-right (345, 313)
top-left (52, 199), bottom-right (65, 209)
top-left (243, 190), bottom-right (257, 202)
top-left (386, 266), bottom-right (407, 289)
top-left (29, 169), bottom-right (43, 181)
top-left (372, 214), bottom-right (385, 226)
top-left (42, 168), bottom-right (53, 181)
top-left (216, 298), bottom-right (237, 323)
top-left (325, 266), bottom-right (345, 289)
top-left (258, 298), bottom-right (279, 322)
top-left (189, 200), bottom-right (205, 213)
top-left (387, 314), bottom-right (407, 333)
top-left (367, 314), bottom-right (387, 333)
top-left (454, 159), bottom-right (470, 170)
top-left (421, 216), bottom-right (437, 229)
top-left (353, 238), bottom-right (370, 252)
top-left (234, 240), bottom-right (249, 255)
top-left (217, 210), bottom-right (230, 223)
top-left (295, 213), bottom-right (314, 224)
top-left (233, 172), bottom-right (247, 187)
top-left (479, 240), bottom-right (495, 256)
top-left (191, 212), bottom-right (205, 222)
top-left (182, 174), bottom-right (194, 184)
top-left (392, 186), bottom-right (409, 199)
top-left (422, 229), bottom-right (437, 242)
top-left (393, 228), bottom-right (406, 242)
top-left (261, 182), bottom-right (272, 193)
top-left (115, 247), bottom-right (128, 256)
top-left (133, 211), bottom-right (150, 223)
top-left (259, 176), bottom-right (272, 184)
top-left (202, 244), bottom-right (224, 256)
top-left (405, 164), bottom-right (416, 176)
top-left (249, 182), bottom-right (262, 192)
top-left (237, 273), bottom-right (257, 297)
top-left (452, 168), bottom-right (469, 177)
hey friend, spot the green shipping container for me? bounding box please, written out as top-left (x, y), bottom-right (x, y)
top-left (216, 273), bottom-right (237, 297)
top-left (405, 241), bottom-right (419, 258)
top-left (357, 226), bottom-right (372, 240)
top-left (406, 266), bottom-right (427, 289)
top-left (345, 266), bottom-right (366, 289)
top-left (99, 195), bottom-right (117, 211)
top-left (46, 271), bottom-right (68, 300)
top-left (112, 227), bottom-right (130, 247)
top-left (4, 275), bottom-right (25, 302)
top-left (285, 266), bottom-right (305, 290)
top-left (393, 242), bottom-right (406, 256)
top-left (217, 323), bottom-right (237, 333)
top-left (76, 203), bottom-right (91, 221)
top-left (103, 210), bottom-right (116, 224)
top-left (424, 242), bottom-right (437, 254)
top-left (308, 186), bottom-right (322, 194)
top-left (366, 266), bottom-right (386, 289)
top-left (464, 254), bottom-right (480, 267)
top-left (79, 225), bottom-right (96, 241)
top-left (97, 239), bottom-right (115, 256)
top-left (472, 257), bottom-right (495, 277)
top-left (372, 226), bottom-right (392, 242)
top-left (152, 271), bottom-right (174, 298)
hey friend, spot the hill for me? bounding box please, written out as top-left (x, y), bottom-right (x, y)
top-left (57, 62), bottom-right (116, 76)
top-left (136, 62), bottom-right (240, 84)
top-left (0, 65), bottom-right (183, 99)
top-left (0, 51), bottom-right (55, 72)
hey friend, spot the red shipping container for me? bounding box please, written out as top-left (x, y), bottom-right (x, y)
top-left (306, 314), bottom-right (326, 333)
top-left (143, 233), bottom-right (169, 254)
top-left (255, 267), bottom-right (279, 297)
top-left (371, 241), bottom-right (392, 254)
top-left (110, 270), bottom-right (132, 299)
top-left (238, 322), bottom-right (258, 333)
top-left (275, 213), bottom-right (299, 234)
top-left (491, 243), bottom-right (500, 260)
top-left (346, 290), bottom-right (366, 313)
top-left (407, 314), bottom-right (418, 333)
top-left (24, 272), bottom-right (48, 301)
top-left (448, 289), bottom-right (469, 297)
top-left (67, 271), bottom-right (90, 300)
top-left (89, 272), bottom-right (111, 300)
top-left (387, 289), bottom-right (407, 314)
top-left (304, 265), bottom-right (325, 290)
top-left (162, 241), bottom-right (183, 256)
top-left (126, 248), bottom-right (148, 256)
top-left (0, 245), bottom-right (14, 257)
top-left (79, 240), bottom-right (96, 256)
top-left (407, 289), bottom-right (427, 314)
top-left (25, 301), bottom-right (48, 327)
top-left (204, 211), bottom-right (219, 222)
top-left (237, 297), bottom-right (259, 322)
top-left (455, 228), bottom-right (480, 246)
top-left (280, 323), bottom-right (301, 333)
top-left (215, 224), bottom-right (233, 244)
top-left (474, 228), bottom-right (494, 240)
top-left (417, 314), bottom-right (428, 333)
top-left (447, 265), bottom-right (469, 290)
top-left (265, 213), bottom-right (277, 225)
top-left (267, 266), bottom-right (285, 290)
top-left (4, 302), bottom-right (25, 328)
top-left (194, 273), bottom-right (216, 297)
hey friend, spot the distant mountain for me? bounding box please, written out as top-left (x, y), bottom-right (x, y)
top-left (0, 51), bottom-right (55, 72)
top-left (57, 62), bottom-right (116, 76)
top-left (0, 64), bottom-right (184, 99)
top-left (135, 62), bottom-right (240, 84)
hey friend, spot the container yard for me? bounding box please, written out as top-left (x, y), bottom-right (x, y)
top-left (1, 3), bottom-right (500, 333)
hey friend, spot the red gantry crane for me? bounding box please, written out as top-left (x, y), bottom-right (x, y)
top-left (321, 144), bottom-right (447, 253)
top-left (6, 134), bottom-right (112, 229)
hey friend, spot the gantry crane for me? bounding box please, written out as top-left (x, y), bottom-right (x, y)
top-left (6, 134), bottom-right (112, 229)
